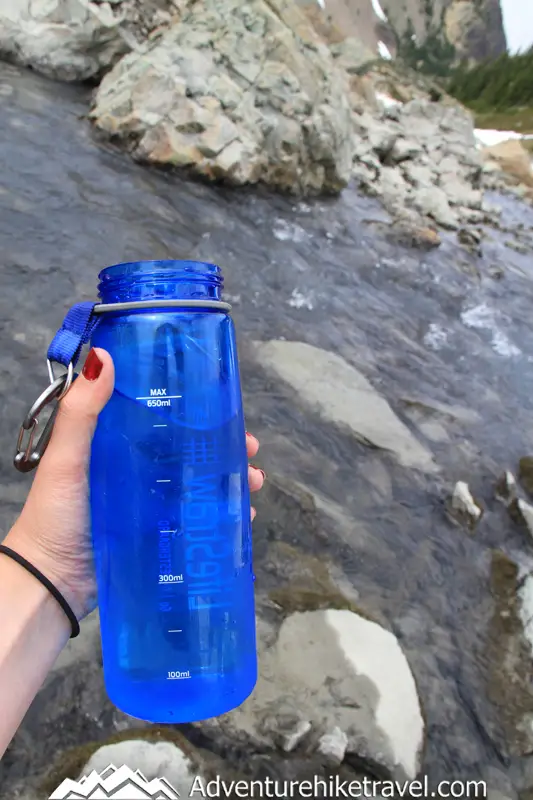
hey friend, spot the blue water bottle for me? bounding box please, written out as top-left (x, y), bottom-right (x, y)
top-left (88, 259), bottom-right (257, 723)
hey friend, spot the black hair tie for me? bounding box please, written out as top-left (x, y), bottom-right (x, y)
top-left (0, 545), bottom-right (80, 638)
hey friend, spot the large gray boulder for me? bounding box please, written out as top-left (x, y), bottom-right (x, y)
top-left (0, 0), bottom-right (127, 81)
top-left (251, 339), bottom-right (438, 473)
top-left (203, 608), bottom-right (425, 781)
top-left (90, 0), bottom-right (354, 195)
top-left (0, 0), bottom-right (177, 81)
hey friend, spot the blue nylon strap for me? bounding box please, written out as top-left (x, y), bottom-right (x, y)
top-left (47, 301), bottom-right (100, 369)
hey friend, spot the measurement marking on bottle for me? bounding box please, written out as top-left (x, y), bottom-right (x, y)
top-left (153, 424), bottom-right (167, 428)
top-left (136, 395), bottom-right (182, 400)
top-left (167, 670), bottom-right (191, 680)
top-left (168, 629), bottom-right (182, 633)
top-left (160, 529), bottom-right (177, 533)
top-left (159, 574), bottom-right (184, 583)
top-left (156, 479), bottom-right (171, 483)
top-left (137, 389), bottom-right (181, 407)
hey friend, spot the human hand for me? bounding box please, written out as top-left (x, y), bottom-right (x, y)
top-left (5, 348), bottom-right (265, 623)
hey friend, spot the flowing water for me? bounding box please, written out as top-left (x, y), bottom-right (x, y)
top-left (2, 61), bottom-right (533, 791)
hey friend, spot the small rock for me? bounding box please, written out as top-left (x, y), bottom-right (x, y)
top-left (519, 457), bottom-right (533, 496)
top-left (281, 720), bottom-right (312, 753)
top-left (316, 726), bottom-right (348, 767)
top-left (389, 221), bottom-right (441, 250)
top-left (390, 138), bottom-right (423, 164)
top-left (402, 162), bottom-right (435, 190)
top-left (447, 481), bottom-right (483, 530)
top-left (508, 498), bottom-right (533, 539)
top-left (505, 240), bottom-right (529, 255)
top-left (411, 186), bottom-right (459, 229)
top-left (495, 471), bottom-right (517, 506)
top-left (458, 227), bottom-right (482, 247)
top-left (488, 265), bottom-right (505, 281)
top-left (482, 140), bottom-right (533, 189)
top-left (375, 166), bottom-right (410, 210)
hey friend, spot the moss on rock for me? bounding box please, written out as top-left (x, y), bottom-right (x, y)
top-left (518, 456), bottom-right (533, 496)
top-left (40, 726), bottom-right (203, 797)
top-left (486, 550), bottom-right (533, 757)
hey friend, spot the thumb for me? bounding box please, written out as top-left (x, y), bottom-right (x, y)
top-left (39, 348), bottom-right (115, 477)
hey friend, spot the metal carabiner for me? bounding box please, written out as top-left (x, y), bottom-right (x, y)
top-left (14, 367), bottom-right (74, 473)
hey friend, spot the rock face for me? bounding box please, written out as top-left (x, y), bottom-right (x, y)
top-left (90, 0), bottom-right (354, 195)
top-left (252, 339), bottom-right (437, 473)
top-left (382, 0), bottom-right (506, 64)
top-left (297, 0), bottom-right (506, 67)
top-left (444, 0), bottom-right (507, 63)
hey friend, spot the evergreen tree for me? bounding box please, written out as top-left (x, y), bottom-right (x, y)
top-left (447, 48), bottom-right (533, 112)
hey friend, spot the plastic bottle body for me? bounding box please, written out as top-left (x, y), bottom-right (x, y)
top-left (89, 261), bottom-right (257, 723)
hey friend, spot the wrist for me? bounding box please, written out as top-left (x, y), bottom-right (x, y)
top-left (0, 541), bottom-right (71, 641)
top-left (3, 526), bottom-right (86, 623)
top-left (0, 539), bottom-right (71, 756)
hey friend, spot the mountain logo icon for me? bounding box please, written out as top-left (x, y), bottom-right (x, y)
top-left (48, 763), bottom-right (181, 799)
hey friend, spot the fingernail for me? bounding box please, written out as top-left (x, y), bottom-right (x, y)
top-left (251, 507), bottom-right (257, 521)
top-left (250, 464), bottom-right (266, 480)
top-left (82, 348), bottom-right (103, 382)
top-left (246, 431), bottom-right (259, 445)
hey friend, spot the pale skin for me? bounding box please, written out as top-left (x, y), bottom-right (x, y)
top-left (0, 347), bottom-right (265, 759)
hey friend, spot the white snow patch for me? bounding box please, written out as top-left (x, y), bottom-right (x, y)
top-left (378, 40), bottom-right (392, 60)
top-left (474, 128), bottom-right (527, 148)
top-left (371, 0), bottom-right (388, 23)
top-left (423, 323), bottom-right (448, 351)
top-left (376, 91), bottom-right (402, 109)
top-left (288, 289), bottom-right (314, 310)
top-left (460, 302), bottom-right (521, 358)
top-left (273, 218), bottom-right (309, 243)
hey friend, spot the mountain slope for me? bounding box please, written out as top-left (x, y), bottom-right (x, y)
top-left (296, 0), bottom-right (507, 67)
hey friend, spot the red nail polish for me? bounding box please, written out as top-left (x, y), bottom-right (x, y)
top-left (82, 348), bottom-right (103, 381)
